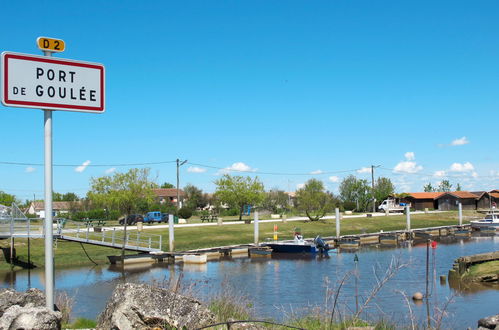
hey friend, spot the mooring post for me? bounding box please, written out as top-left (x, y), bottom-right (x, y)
top-left (112, 228), bottom-right (115, 246)
top-left (458, 203), bottom-right (463, 226)
top-left (335, 208), bottom-right (340, 237)
top-left (169, 214), bottom-right (174, 252)
top-left (406, 205), bottom-right (411, 231)
top-left (254, 211), bottom-right (259, 246)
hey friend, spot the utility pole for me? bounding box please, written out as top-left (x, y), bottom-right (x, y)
top-left (371, 165), bottom-right (380, 213)
top-left (176, 159), bottom-right (187, 209)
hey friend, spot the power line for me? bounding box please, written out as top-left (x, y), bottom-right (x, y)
top-left (0, 160), bottom-right (177, 167)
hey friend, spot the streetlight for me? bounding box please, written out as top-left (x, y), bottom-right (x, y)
top-left (176, 159), bottom-right (188, 209)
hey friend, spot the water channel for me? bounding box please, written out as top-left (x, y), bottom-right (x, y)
top-left (1, 234), bottom-right (498, 328)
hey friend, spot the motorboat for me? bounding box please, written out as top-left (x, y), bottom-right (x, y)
top-left (470, 212), bottom-right (499, 231)
top-left (264, 235), bottom-right (330, 254)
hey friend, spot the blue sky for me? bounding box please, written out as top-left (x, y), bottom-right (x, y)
top-left (2, 1), bottom-right (499, 201)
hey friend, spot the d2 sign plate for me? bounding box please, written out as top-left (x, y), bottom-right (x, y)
top-left (1, 52), bottom-right (105, 113)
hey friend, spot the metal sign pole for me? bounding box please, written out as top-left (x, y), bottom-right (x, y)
top-left (42, 50), bottom-right (54, 311)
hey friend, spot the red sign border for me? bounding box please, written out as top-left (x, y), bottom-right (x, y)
top-left (2, 52), bottom-right (105, 113)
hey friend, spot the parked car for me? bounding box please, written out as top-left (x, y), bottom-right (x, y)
top-left (143, 211), bottom-right (168, 223)
top-left (118, 214), bottom-right (144, 225)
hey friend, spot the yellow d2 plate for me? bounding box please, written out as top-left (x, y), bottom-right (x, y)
top-left (37, 37), bottom-right (65, 52)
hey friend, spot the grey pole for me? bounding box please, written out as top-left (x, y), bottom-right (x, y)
top-left (169, 214), bottom-right (174, 251)
top-left (43, 50), bottom-right (54, 311)
top-left (254, 211), bottom-right (259, 246)
top-left (406, 205), bottom-right (411, 231)
top-left (335, 208), bottom-right (340, 237)
top-left (458, 203), bottom-right (462, 226)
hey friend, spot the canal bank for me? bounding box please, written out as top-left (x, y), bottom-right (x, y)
top-left (1, 234), bottom-right (497, 328)
top-left (0, 211), bottom-right (475, 271)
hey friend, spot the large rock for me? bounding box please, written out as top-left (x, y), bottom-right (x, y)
top-left (478, 314), bottom-right (499, 329)
top-left (97, 282), bottom-right (217, 330)
top-left (0, 288), bottom-right (45, 316)
top-left (0, 288), bottom-right (61, 329)
top-left (0, 305), bottom-right (61, 330)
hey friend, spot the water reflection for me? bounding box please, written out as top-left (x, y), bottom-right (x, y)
top-left (0, 235), bottom-right (497, 327)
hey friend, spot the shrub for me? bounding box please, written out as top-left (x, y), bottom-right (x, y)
top-left (342, 201), bottom-right (356, 211)
top-left (177, 207), bottom-right (193, 219)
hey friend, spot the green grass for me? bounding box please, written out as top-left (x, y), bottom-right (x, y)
top-left (64, 317), bottom-right (97, 329)
top-left (0, 211), bottom-right (472, 272)
top-left (463, 260), bottom-right (499, 282)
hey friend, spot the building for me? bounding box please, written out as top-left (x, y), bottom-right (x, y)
top-left (436, 191), bottom-right (478, 211)
top-left (27, 201), bottom-right (77, 218)
top-left (404, 192), bottom-right (443, 210)
top-left (152, 188), bottom-right (185, 205)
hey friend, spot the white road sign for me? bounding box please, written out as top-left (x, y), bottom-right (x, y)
top-left (1, 52), bottom-right (105, 113)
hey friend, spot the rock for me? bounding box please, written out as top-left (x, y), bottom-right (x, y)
top-left (478, 314), bottom-right (499, 329)
top-left (0, 305), bottom-right (61, 330)
top-left (97, 282), bottom-right (217, 329)
top-left (0, 288), bottom-right (45, 316)
top-left (412, 292), bottom-right (423, 300)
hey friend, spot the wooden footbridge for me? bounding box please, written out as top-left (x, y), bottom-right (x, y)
top-left (0, 204), bottom-right (163, 253)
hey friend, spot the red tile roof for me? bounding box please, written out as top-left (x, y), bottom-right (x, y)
top-left (153, 188), bottom-right (184, 197)
top-left (490, 192), bottom-right (499, 199)
top-left (408, 192), bottom-right (444, 199)
top-left (436, 191), bottom-right (479, 199)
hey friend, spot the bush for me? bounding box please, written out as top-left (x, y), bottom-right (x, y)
top-left (177, 207), bottom-right (193, 219)
top-left (220, 208), bottom-right (239, 216)
top-left (342, 201), bottom-right (356, 211)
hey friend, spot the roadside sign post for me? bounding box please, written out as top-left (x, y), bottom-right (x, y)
top-left (43, 50), bottom-right (54, 311)
top-left (1, 38), bottom-right (105, 311)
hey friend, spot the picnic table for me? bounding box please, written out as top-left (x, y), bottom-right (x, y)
top-left (84, 219), bottom-right (106, 227)
top-left (200, 215), bottom-right (218, 223)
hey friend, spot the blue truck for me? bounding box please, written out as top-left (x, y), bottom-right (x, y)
top-left (143, 211), bottom-right (168, 223)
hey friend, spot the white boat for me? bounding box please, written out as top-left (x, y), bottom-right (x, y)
top-left (470, 212), bottom-right (499, 230)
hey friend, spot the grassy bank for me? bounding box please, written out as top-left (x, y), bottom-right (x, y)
top-left (0, 211), bottom-right (472, 272)
top-left (462, 260), bottom-right (499, 282)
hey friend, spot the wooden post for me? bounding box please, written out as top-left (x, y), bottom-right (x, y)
top-left (458, 203), bottom-right (463, 226)
top-left (406, 205), bottom-right (411, 231)
top-left (254, 211), bottom-right (259, 246)
top-left (335, 208), bottom-right (340, 237)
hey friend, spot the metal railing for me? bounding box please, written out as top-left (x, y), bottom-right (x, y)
top-left (0, 203), bottom-right (44, 238)
top-left (59, 220), bottom-right (163, 252)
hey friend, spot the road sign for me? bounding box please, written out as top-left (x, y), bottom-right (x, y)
top-left (37, 37), bottom-right (65, 53)
top-left (1, 52), bottom-right (105, 113)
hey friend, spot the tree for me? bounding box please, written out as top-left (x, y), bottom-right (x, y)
top-left (53, 192), bottom-right (80, 201)
top-left (372, 177), bottom-right (395, 207)
top-left (339, 175), bottom-right (371, 212)
top-left (214, 175), bottom-right (265, 220)
top-left (438, 180), bottom-right (452, 192)
top-left (456, 183), bottom-right (462, 191)
top-left (183, 184), bottom-right (207, 210)
top-left (423, 183), bottom-right (435, 192)
top-left (262, 188), bottom-right (289, 214)
top-left (88, 168), bottom-right (157, 259)
top-left (295, 179), bottom-right (336, 221)
top-left (161, 182), bottom-right (175, 189)
top-left (0, 191), bottom-right (19, 205)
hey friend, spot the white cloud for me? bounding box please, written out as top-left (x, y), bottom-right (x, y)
top-left (394, 161), bottom-right (423, 174)
top-left (296, 183), bottom-right (305, 190)
top-left (404, 152), bottom-right (415, 161)
top-left (187, 166), bottom-right (207, 173)
top-left (451, 137), bottom-right (469, 146)
top-left (310, 169), bottom-right (323, 175)
top-left (105, 167), bottom-right (116, 174)
top-left (471, 172), bottom-right (478, 178)
top-left (449, 162), bottom-right (474, 172)
top-left (218, 162), bottom-right (256, 175)
top-left (433, 170), bottom-right (446, 177)
top-left (357, 167), bottom-right (371, 174)
top-left (25, 167), bottom-right (36, 173)
top-left (75, 160), bottom-right (91, 173)
top-left (329, 176), bottom-right (340, 183)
